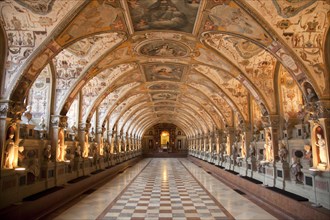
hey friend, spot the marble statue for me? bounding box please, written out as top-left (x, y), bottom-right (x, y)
top-left (70, 122), bottom-right (78, 140)
top-left (82, 133), bottom-right (89, 158)
top-left (290, 157), bottom-right (303, 183)
top-left (315, 133), bottom-right (327, 164)
top-left (22, 105), bottom-right (33, 124)
top-left (278, 141), bottom-right (288, 162)
top-left (43, 145), bottom-right (51, 161)
top-left (39, 116), bottom-right (46, 130)
top-left (248, 143), bottom-right (255, 158)
top-left (304, 145), bottom-right (312, 160)
top-left (240, 133), bottom-right (246, 158)
top-left (225, 135), bottom-right (230, 156)
top-left (56, 139), bottom-right (67, 162)
top-left (56, 129), bottom-right (67, 162)
top-left (4, 132), bottom-right (17, 169)
top-left (264, 131), bottom-right (273, 161)
top-left (306, 87), bottom-right (318, 102)
top-left (75, 145), bottom-right (81, 158)
top-left (99, 137), bottom-right (104, 156)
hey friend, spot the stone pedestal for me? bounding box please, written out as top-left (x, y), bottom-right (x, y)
top-left (304, 169), bottom-right (330, 209)
top-left (73, 158), bottom-right (83, 175)
top-left (247, 157), bottom-right (257, 177)
top-left (224, 155), bottom-right (232, 170)
top-left (97, 157), bottom-right (105, 169)
top-left (240, 158), bottom-right (248, 176)
top-left (275, 161), bottom-right (290, 189)
top-left (263, 162), bottom-right (275, 187)
top-left (0, 169), bottom-right (27, 207)
top-left (82, 158), bottom-right (93, 175)
top-left (55, 162), bottom-right (66, 186)
top-left (217, 154), bottom-right (225, 167)
top-left (41, 162), bottom-right (55, 181)
top-left (110, 153), bottom-right (118, 166)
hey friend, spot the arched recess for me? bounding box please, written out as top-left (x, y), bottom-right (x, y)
top-left (119, 101), bottom-right (205, 136)
top-left (131, 113), bottom-right (196, 138)
top-left (135, 113), bottom-right (200, 138)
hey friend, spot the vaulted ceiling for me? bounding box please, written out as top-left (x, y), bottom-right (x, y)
top-left (0, 0), bottom-right (329, 138)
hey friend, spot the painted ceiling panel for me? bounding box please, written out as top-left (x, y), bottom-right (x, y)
top-left (127, 0), bottom-right (201, 33)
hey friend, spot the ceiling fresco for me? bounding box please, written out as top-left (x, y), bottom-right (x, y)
top-left (127, 0), bottom-right (201, 33)
top-left (0, 0), bottom-right (329, 139)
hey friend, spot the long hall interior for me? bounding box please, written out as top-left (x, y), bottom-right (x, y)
top-left (0, 0), bottom-right (330, 219)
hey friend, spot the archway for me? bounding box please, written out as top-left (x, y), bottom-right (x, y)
top-left (160, 131), bottom-right (170, 151)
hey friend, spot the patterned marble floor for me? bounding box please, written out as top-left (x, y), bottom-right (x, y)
top-left (54, 158), bottom-right (277, 220)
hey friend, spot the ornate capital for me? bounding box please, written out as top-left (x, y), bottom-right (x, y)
top-left (51, 115), bottom-right (68, 128)
top-left (96, 126), bottom-right (105, 134)
top-left (79, 122), bottom-right (91, 132)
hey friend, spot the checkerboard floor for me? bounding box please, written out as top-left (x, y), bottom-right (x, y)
top-left (98, 158), bottom-right (232, 220)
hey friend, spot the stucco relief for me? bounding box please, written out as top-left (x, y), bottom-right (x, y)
top-left (192, 65), bottom-right (249, 120)
top-left (66, 97), bottom-right (78, 128)
top-left (0, 0), bottom-right (80, 91)
top-left (185, 82), bottom-right (225, 127)
top-left (86, 81), bottom-right (142, 122)
top-left (193, 47), bottom-right (234, 73)
top-left (252, 99), bottom-right (262, 127)
top-left (56, 0), bottom-right (124, 46)
top-left (53, 33), bottom-right (124, 112)
top-left (118, 96), bottom-right (149, 127)
top-left (210, 94), bottom-right (233, 126)
top-left (181, 93), bottom-right (217, 128)
top-left (203, 1), bottom-right (272, 46)
top-left (246, 0), bottom-right (329, 96)
top-left (122, 101), bottom-right (149, 132)
top-left (201, 33), bottom-right (276, 112)
top-left (27, 64), bottom-right (51, 124)
top-left (81, 63), bottom-right (136, 118)
top-left (98, 89), bottom-right (122, 123)
top-left (271, 0), bottom-right (317, 18)
top-left (280, 65), bottom-right (303, 118)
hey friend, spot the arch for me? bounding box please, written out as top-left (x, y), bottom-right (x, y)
top-left (0, 23), bottom-right (6, 96)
